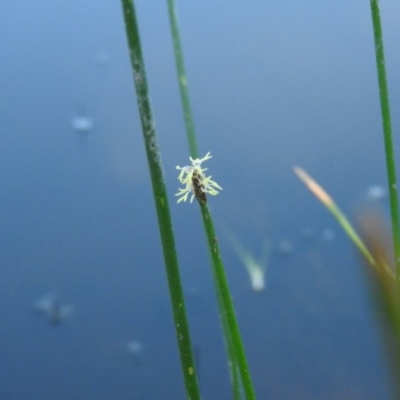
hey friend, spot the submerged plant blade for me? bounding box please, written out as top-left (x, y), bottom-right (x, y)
top-left (120, 2), bottom-right (200, 398)
top-left (225, 228), bottom-right (270, 292)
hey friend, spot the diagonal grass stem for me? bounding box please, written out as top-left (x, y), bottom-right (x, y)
top-left (165, 1), bottom-right (255, 397)
top-left (120, 1), bottom-right (201, 398)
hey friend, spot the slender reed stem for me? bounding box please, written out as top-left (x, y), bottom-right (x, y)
top-left (165, 1), bottom-right (255, 398)
top-left (200, 204), bottom-right (256, 400)
top-left (120, 2), bottom-right (200, 399)
top-left (369, 0), bottom-right (400, 289)
top-left (166, 0), bottom-right (198, 158)
top-left (294, 166), bottom-right (396, 279)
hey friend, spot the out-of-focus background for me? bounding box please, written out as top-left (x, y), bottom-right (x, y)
top-left (1, 1), bottom-right (399, 398)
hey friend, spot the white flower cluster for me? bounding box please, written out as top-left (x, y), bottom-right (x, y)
top-left (176, 152), bottom-right (222, 204)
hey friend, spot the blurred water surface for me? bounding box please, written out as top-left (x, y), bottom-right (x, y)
top-left (0, 1), bottom-right (399, 399)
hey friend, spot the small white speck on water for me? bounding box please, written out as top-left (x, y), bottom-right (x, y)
top-left (126, 340), bottom-right (144, 355)
top-left (300, 226), bottom-right (315, 240)
top-left (93, 51), bottom-right (110, 65)
top-left (278, 239), bottom-right (294, 255)
top-left (322, 228), bottom-right (335, 241)
top-left (366, 185), bottom-right (386, 201)
top-left (71, 115), bottom-right (93, 132)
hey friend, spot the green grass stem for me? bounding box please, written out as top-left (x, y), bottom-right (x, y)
top-left (200, 204), bottom-right (256, 400)
top-left (120, 2), bottom-right (201, 399)
top-left (166, 0), bottom-right (198, 158)
top-left (165, 1), bottom-right (254, 398)
top-left (369, 0), bottom-right (400, 289)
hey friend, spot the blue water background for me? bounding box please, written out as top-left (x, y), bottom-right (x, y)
top-left (1, 1), bottom-right (400, 398)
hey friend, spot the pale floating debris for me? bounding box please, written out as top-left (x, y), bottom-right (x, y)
top-left (306, 304), bottom-right (319, 315)
top-left (226, 230), bottom-right (270, 292)
top-left (127, 340), bottom-right (143, 354)
top-left (278, 239), bottom-right (294, 255)
top-left (300, 227), bottom-right (315, 240)
top-left (71, 115), bottom-right (94, 132)
top-left (126, 340), bottom-right (144, 362)
top-left (186, 286), bottom-right (201, 299)
top-left (248, 267), bottom-right (265, 291)
top-left (366, 185), bottom-right (386, 201)
top-left (34, 294), bottom-right (73, 326)
top-left (93, 51), bottom-right (110, 65)
top-left (322, 228), bottom-right (335, 241)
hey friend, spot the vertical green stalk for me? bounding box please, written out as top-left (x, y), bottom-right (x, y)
top-left (120, 2), bottom-right (201, 399)
top-left (165, 0), bottom-right (198, 158)
top-left (165, 1), bottom-right (255, 398)
top-left (200, 204), bottom-right (256, 400)
top-left (369, 0), bottom-right (400, 289)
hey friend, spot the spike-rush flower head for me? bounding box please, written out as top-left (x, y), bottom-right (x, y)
top-left (176, 152), bottom-right (222, 204)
